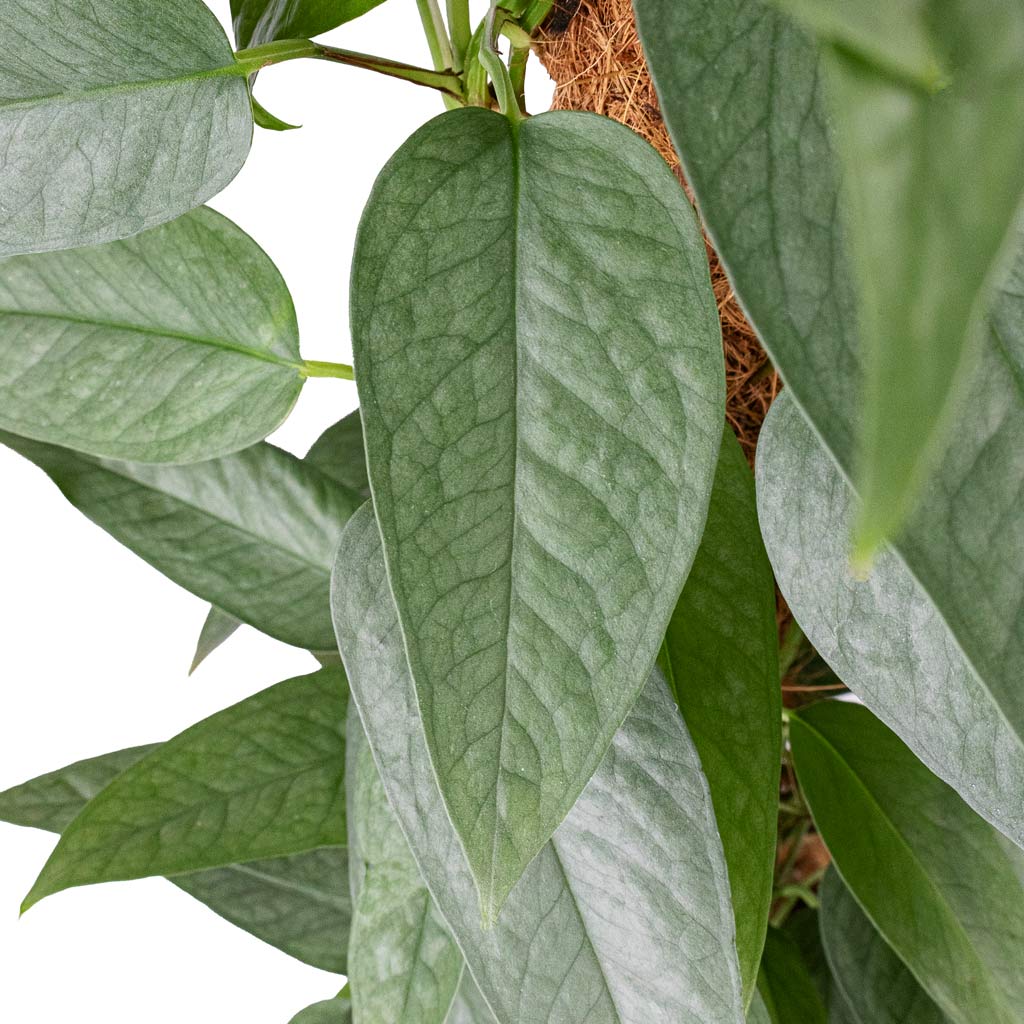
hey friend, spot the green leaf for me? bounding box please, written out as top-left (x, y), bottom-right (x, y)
top-left (305, 409), bottom-right (371, 498)
top-left (288, 996), bottom-right (352, 1024)
top-left (22, 667), bottom-right (348, 912)
top-left (746, 992), bottom-right (772, 1024)
top-left (756, 393), bottom-right (1024, 850)
top-left (789, 700), bottom-right (1024, 1024)
top-left (251, 95), bottom-right (301, 132)
top-left (190, 607), bottom-right (243, 675)
top-left (0, 744), bottom-right (351, 973)
top-left (0, 0), bottom-right (252, 256)
top-left (346, 718), bottom-right (464, 1024)
top-left (1, 433), bottom-right (360, 651)
top-left (820, 869), bottom-right (949, 1024)
top-left (0, 208), bottom-right (305, 464)
top-left (634, 0), bottom-right (1024, 768)
top-left (331, 504), bottom-right (744, 1024)
top-left (660, 426), bottom-right (780, 1004)
top-left (233, 0), bottom-right (389, 48)
top-left (757, 928), bottom-right (828, 1024)
top-left (445, 976), bottom-right (497, 1024)
top-left (352, 106), bottom-right (724, 920)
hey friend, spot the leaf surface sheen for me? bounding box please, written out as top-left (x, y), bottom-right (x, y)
top-left (789, 700), bottom-right (1024, 1024)
top-left (634, 0), bottom-right (1024, 770)
top-left (232, 0), bottom-right (389, 48)
top-left (0, 208), bottom-right (303, 463)
top-left (331, 504), bottom-right (744, 1024)
top-left (22, 667), bottom-right (349, 911)
top-left (1, 432), bottom-right (360, 651)
top-left (352, 107), bottom-right (724, 919)
top-left (661, 427), bottom-right (781, 1004)
top-left (0, 0), bottom-right (252, 256)
top-left (756, 394), bottom-right (1024, 849)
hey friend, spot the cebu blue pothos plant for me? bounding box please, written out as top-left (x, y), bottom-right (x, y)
top-left (1, 0), bottom-right (1023, 1021)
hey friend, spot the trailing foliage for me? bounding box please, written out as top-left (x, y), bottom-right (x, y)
top-left (0, 0), bottom-right (1022, 1021)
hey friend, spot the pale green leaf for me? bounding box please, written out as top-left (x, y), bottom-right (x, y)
top-left (757, 927), bottom-right (827, 1024)
top-left (820, 869), bottom-right (949, 1024)
top-left (660, 426), bottom-right (780, 1003)
top-left (305, 409), bottom-right (370, 499)
top-left (0, 433), bottom-right (360, 651)
top-left (331, 504), bottom-right (744, 1024)
top-left (790, 700), bottom-right (1024, 1024)
top-left (0, 208), bottom-right (304, 464)
top-left (634, 0), bottom-right (1024, 773)
top-left (756, 393), bottom-right (1024, 849)
top-left (190, 607), bottom-right (243, 675)
top-left (22, 667), bottom-right (348, 912)
top-left (346, 719), bottom-right (464, 1024)
top-left (352, 107), bottom-right (724, 919)
top-left (747, 992), bottom-right (772, 1024)
top-left (0, 0), bottom-right (252, 256)
top-left (233, 0), bottom-right (389, 48)
top-left (288, 996), bottom-right (352, 1024)
top-left (445, 976), bottom-right (498, 1024)
top-left (0, 743), bottom-right (351, 973)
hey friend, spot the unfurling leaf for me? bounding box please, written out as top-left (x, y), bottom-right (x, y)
top-left (331, 504), bottom-right (744, 1024)
top-left (790, 700), bottom-right (1024, 1024)
top-left (22, 668), bottom-right (348, 912)
top-left (0, 0), bottom-right (252, 256)
top-left (352, 107), bottom-right (724, 919)
top-left (0, 209), bottom-right (305, 464)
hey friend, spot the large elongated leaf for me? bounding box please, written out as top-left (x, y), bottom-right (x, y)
top-left (820, 869), bottom-right (948, 1024)
top-left (756, 393), bottom-right (1024, 849)
top-left (22, 667), bottom-right (348, 911)
top-left (757, 928), bottom-right (827, 1024)
top-left (0, 743), bottom-right (351, 973)
top-left (352, 107), bottom-right (724, 919)
top-left (233, 0), bottom-right (388, 48)
top-left (660, 427), bottom-right (780, 1003)
top-left (789, 700), bottom-right (1024, 1024)
top-left (332, 504), bottom-right (744, 1024)
top-left (0, 208), bottom-right (304, 463)
top-left (634, 0), bottom-right (1024, 773)
top-left (347, 719), bottom-right (464, 1024)
top-left (1, 433), bottom-right (360, 651)
top-left (0, 0), bottom-right (252, 256)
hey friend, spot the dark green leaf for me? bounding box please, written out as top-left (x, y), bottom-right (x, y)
top-left (820, 869), bottom-right (949, 1024)
top-left (0, 208), bottom-right (304, 463)
top-left (756, 393), bottom-right (1024, 849)
top-left (288, 996), bottom-right (352, 1024)
top-left (305, 409), bottom-right (370, 498)
top-left (331, 504), bottom-right (744, 1024)
top-left (352, 107), bottom-right (724, 919)
top-left (0, 743), bottom-right (351, 973)
top-left (1, 433), bottom-right (360, 651)
top-left (190, 607), bottom-right (243, 675)
top-left (346, 719), bottom-right (464, 1024)
top-left (0, 0), bottom-right (251, 256)
top-left (757, 927), bottom-right (827, 1024)
top-left (635, 0), bottom-right (1024, 777)
top-left (22, 667), bottom-right (348, 912)
top-left (233, 0), bottom-right (389, 48)
top-left (660, 426), bottom-right (780, 1003)
top-left (790, 700), bottom-right (1024, 1024)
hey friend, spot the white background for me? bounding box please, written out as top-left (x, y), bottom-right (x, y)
top-left (0, 4), bottom-right (552, 1021)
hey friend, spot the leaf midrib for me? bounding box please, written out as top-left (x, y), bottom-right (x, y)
top-left (1, 308), bottom-right (302, 373)
top-left (224, 856), bottom-right (349, 910)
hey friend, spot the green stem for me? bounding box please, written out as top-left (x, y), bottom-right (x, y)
top-left (447, 0), bottom-right (472, 70)
top-left (508, 44), bottom-right (530, 112)
top-left (480, 3), bottom-right (523, 121)
top-left (778, 619), bottom-right (806, 679)
top-left (520, 0), bottom-right (556, 33)
top-left (776, 819), bottom-right (810, 887)
top-left (416, 0), bottom-right (455, 72)
top-left (301, 360), bottom-right (355, 381)
top-left (464, 21), bottom-right (492, 107)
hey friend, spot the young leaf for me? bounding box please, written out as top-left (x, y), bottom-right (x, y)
top-left (790, 700), bottom-right (1024, 1024)
top-left (22, 667), bottom-right (348, 912)
top-left (331, 504), bottom-right (744, 1024)
top-left (347, 719), bottom-right (464, 1024)
top-left (233, 0), bottom-right (389, 49)
top-left (757, 928), bottom-right (827, 1024)
top-left (190, 607), bottom-right (243, 675)
top-left (660, 427), bottom-right (781, 1003)
top-left (304, 409), bottom-right (371, 498)
top-left (352, 107), bottom-right (725, 919)
top-left (288, 996), bottom-right (352, 1024)
top-left (0, 0), bottom-right (252, 256)
top-left (0, 745), bottom-right (351, 973)
top-left (634, 0), bottom-right (1024, 759)
top-left (0, 434), bottom-right (360, 651)
top-left (756, 393), bottom-right (1024, 850)
top-left (820, 869), bottom-right (949, 1024)
top-left (0, 208), bottom-right (305, 464)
